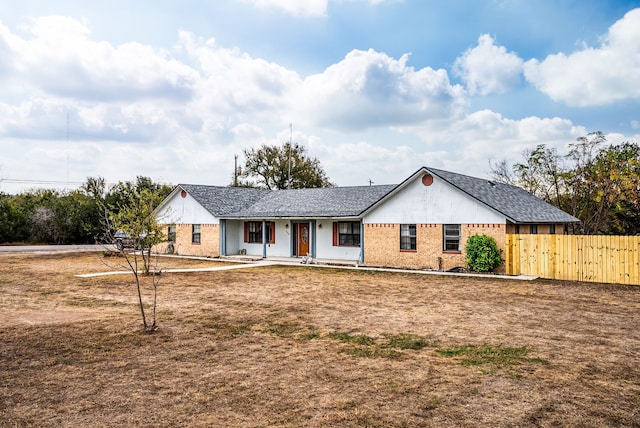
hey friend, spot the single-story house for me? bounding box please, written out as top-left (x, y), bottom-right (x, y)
top-left (154, 166), bottom-right (579, 270)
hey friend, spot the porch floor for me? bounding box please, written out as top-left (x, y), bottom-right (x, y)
top-left (221, 254), bottom-right (358, 267)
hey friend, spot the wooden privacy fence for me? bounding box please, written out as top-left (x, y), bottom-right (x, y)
top-left (505, 234), bottom-right (640, 285)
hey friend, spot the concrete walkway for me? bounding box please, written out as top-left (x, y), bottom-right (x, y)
top-left (75, 261), bottom-right (279, 278)
top-left (76, 255), bottom-right (537, 281)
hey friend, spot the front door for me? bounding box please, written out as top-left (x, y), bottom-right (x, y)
top-left (296, 223), bottom-right (310, 257)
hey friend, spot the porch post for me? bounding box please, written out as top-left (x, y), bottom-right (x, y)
top-left (311, 220), bottom-right (316, 258)
top-left (262, 220), bottom-right (267, 258)
top-left (220, 219), bottom-right (226, 256)
top-left (359, 221), bottom-right (364, 264)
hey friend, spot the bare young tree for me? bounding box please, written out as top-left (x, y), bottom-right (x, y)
top-left (489, 159), bottom-right (515, 185)
top-left (103, 187), bottom-right (167, 332)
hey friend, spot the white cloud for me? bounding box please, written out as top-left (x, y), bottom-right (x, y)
top-left (242, 0), bottom-right (328, 17)
top-left (5, 16), bottom-right (199, 102)
top-left (0, 21), bottom-right (302, 144)
top-left (524, 8), bottom-right (640, 106)
top-left (298, 49), bottom-right (467, 131)
top-left (241, 0), bottom-right (399, 17)
top-left (395, 109), bottom-right (588, 178)
top-left (453, 34), bottom-right (524, 96)
top-left (0, 12), bottom-right (637, 196)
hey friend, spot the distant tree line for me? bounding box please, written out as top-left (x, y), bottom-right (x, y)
top-left (491, 132), bottom-right (640, 235)
top-left (0, 176), bottom-right (173, 244)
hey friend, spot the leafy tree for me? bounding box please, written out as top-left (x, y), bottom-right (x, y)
top-left (105, 186), bottom-right (168, 332)
top-left (0, 176), bottom-right (172, 245)
top-left (238, 142), bottom-right (333, 189)
top-left (490, 132), bottom-right (640, 235)
top-left (105, 176), bottom-right (172, 212)
top-left (0, 193), bottom-right (33, 243)
top-left (512, 144), bottom-right (565, 209)
top-left (27, 189), bottom-right (60, 243)
top-left (465, 235), bottom-right (503, 273)
top-left (587, 141), bottom-right (640, 234)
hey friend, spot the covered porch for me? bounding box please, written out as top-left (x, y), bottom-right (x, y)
top-left (219, 218), bottom-right (363, 263)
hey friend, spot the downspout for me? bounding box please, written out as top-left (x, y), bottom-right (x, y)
top-left (220, 219), bottom-right (226, 256)
top-left (262, 220), bottom-right (267, 259)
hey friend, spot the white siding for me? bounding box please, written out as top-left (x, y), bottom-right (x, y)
top-left (316, 220), bottom-right (361, 260)
top-left (237, 220), bottom-right (291, 257)
top-left (364, 173), bottom-right (506, 224)
top-left (156, 191), bottom-right (219, 225)
top-left (225, 220), bottom-right (240, 255)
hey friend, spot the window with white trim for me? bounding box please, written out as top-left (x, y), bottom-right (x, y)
top-left (168, 224), bottom-right (176, 242)
top-left (192, 224), bottom-right (201, 244)
top-left (244, 221), bottom-right (275, 244)
top-left (333, 221), bottom-right (360, 246)
top-left (443, 224), bottom-right (461, 251)
top-left (400, 224), bottom-right (416, 250)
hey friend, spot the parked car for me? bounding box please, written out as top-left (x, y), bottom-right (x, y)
top-left (114, 230), bottom-right (136, 250)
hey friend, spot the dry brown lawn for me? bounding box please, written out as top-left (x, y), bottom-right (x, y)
top-left (0, 251), bottom-right (639, 427)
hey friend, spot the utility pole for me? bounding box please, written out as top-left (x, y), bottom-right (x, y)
top-left (66, 111), bottom-right (70, 188)
top-left (234, 154), bottom-right (238, 187)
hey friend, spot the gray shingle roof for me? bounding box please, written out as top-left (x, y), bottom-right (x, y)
top-left (227, 185), bottom-right (396, 218)
top-left (426, 167), bottom-right (579, 223)
top-left (178, 184), bottom-right (269, 217)
top-left (176, 166), bottom-right (579, 224)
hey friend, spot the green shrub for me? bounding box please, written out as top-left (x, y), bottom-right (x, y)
top-left (465, 234), bottom-right (503, 272)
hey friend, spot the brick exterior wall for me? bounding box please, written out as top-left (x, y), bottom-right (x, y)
top-left (155, 224), bottom-right (219, 257)
top-left (505, 223), bottom-right (565, 234)
top-left (363, 223), bottom-right (506, 272)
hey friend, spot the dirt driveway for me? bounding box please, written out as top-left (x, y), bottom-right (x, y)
top-left (1, 252), bottom-right (639, 427)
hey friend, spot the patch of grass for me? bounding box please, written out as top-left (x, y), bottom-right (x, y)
top-left (39, 289), bottom-right (65, 296)
top-left (203, 317), bottom-right (253, 335)
top-left (265, 322), bottom-right (300, 337)
top-left (327, 331), bottom-right (434, 359)
top-left (436, 343), bottom-right (548, 376)
top-left (65, 297), bottom-right (128, 308)
top-left (298, 331), bottom-right (321, 341)
top-left (327, 331), bottom-right (375, 345)
top-left (383, 333), bottom-right (435, 350)
top-left (342, 345), bottom-right (403, 359)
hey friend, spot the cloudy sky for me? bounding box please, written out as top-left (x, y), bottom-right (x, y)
top-left (1, 0), bottom-right (639, 193)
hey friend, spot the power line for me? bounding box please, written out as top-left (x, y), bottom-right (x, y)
top-left (0, 178), bottom-right (85, 186)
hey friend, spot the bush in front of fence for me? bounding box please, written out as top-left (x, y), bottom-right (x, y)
top-left (465, 234), bottom-right (503, 273)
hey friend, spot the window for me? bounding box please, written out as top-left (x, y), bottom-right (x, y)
top-left (530, 224), bottom-right (538, 234)
top-left (192, 224), bottom-right (201, 244)
top-left (549, 224), bottom-right (556, 234)
top-left (244, 221), bottom-right (275, 244)
top-left (443, 224), bottom-right (461, 251)
top-left (167, 225), bottom-right (176, 242)
top-left (400, 224), bottom-right (416, 251)
top-left (333, 221), bottom-right (360, 246)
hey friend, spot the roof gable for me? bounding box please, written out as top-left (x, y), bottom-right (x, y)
top-left (177, 184), bottom-right (269, 217)
top-left (426, 167), bottom-right (579, 223)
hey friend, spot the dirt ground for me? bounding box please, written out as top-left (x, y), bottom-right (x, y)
top-left (1, 252), bottom-right (639, 427)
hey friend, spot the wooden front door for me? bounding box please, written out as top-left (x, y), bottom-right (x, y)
top-left (296, 223), bottom-right (310, 257)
